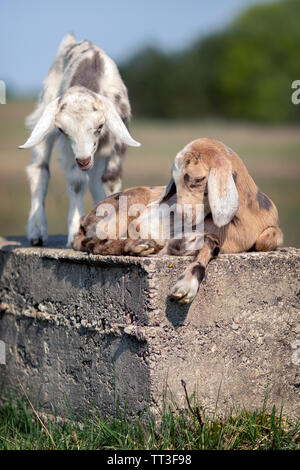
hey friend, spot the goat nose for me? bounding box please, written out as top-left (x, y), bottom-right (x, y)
top-left (76, 157), bottom-right (91, 168)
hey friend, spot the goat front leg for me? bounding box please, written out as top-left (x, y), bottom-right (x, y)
top-left (170, 233), bottom-right (220, 305)
top-left (88, 158), bottom-right (108, 205)
top-left (65, 165), bottom-right (88, 247)
top-left (124, 238), bottom-right (165, 256)
top-left (26, 135), bottom-right (55, 246)
top-left (101, 150), bottom-right (124, 196)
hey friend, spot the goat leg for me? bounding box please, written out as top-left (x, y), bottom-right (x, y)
top-left (170, 233), bottom-right (220, 305)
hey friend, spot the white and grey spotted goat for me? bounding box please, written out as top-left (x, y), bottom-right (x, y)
top-left (19, 34), bottom-right (140, 246)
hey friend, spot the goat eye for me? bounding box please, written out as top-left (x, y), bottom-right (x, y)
top-left (57, 126), bottom-right (65, 134)
top-left (95, 124), bottom-right (103, 135)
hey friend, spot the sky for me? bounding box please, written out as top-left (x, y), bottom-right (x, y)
top-left (1, 0), bottom-right (265, 94)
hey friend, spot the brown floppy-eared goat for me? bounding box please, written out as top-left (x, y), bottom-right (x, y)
top-left (73, 138), bottom-right (283, 304)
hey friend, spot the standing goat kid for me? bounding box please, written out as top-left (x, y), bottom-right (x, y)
top-left (73, 138), bottom-right (283, 305)
top-left (19, 34), bottom-right (140, 246)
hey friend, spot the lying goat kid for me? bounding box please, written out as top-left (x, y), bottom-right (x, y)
top-left (73, 138), bottom-right (283, 304)
top-left (19, 34), bottom-right (140, 247)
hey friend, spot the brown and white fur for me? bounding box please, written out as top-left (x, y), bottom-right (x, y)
top-left (18, 34), bottom-right (140, 247)
top-left (73, 138), bottom-right (283, 305)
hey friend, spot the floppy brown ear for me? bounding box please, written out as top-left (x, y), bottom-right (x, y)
top-left (149, 177), bottom-right (176, 206)
top-left (208, 160), bottom-right (239, 227)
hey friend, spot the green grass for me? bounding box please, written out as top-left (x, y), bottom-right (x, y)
top-left (0, 393), bottom-right (299, 450)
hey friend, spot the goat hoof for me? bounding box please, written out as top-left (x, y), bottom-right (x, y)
top-left (30, 237), bottom-right (45, 247)
top-left (170, 292), bottom-right (193, 305)
top-left (171, 291), bottom-right (185, 300)
top-left (133, 244), bottom-right (149, 254)
top-left (136, 245), bottom-right (156, 256)
top-left (177, 297), bottom-right (192, 305)
top-left (129, 240), bottom-right (160, 256)
top-left (170, 278), bottom-right (199, 305)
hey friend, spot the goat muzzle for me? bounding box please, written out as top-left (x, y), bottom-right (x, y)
top-left (76, 157), bottom-right (92, 171)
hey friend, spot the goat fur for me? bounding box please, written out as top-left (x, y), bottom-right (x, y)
top-left (73, 138), bottom-right (283, 304)
top-left (19, 34), bottom-right (140, 247)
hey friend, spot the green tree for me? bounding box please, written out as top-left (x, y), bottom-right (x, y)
top-left (217, 0), bottom-right (300, 121)
top-left (120, 0), bottom-right (300, 122)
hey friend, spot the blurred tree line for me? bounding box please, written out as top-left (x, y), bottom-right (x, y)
top-left (119, 0), bottom-right (300, 122)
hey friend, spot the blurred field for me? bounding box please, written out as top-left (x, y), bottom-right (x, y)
top-left (0, 100), bottom-right (299, 247)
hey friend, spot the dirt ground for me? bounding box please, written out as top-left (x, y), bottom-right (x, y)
top-left (0, 100), bottom-right (299, 247)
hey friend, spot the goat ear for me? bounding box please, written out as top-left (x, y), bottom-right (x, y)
top-left (208, 163), bottom-right (239, 227)
top-left (148, 177), bottom-right (176, 206)
top-left (18, 97), bottom-right (59, 149)
top-left (102, 96), bottom-right (141, 147)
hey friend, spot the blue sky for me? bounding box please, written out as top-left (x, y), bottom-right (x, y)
top-left (1, 0), bottom-right (264, 94)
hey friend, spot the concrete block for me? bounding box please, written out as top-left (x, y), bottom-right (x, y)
top-left (0, 236), bottom-right (299, 419)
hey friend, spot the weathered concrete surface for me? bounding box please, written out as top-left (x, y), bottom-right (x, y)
top-left (0, 235), bottom-right (299, 419)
